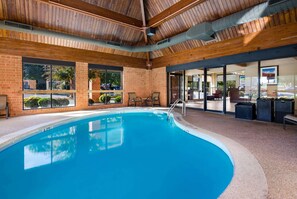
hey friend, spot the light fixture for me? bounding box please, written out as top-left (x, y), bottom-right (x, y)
top-left (146, 27), bottom-right (156, 36)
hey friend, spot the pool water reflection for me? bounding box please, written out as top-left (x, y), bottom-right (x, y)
top-left (0, 112), bottom-right (233, 199)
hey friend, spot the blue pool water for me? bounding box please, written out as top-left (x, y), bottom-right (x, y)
top-left (0, 112), bottom-right (233, 199)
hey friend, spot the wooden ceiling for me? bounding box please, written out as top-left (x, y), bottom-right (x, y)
top-left (0, 0), bottom-right (296, 61)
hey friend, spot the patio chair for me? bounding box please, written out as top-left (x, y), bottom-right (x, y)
top-left (0, 95), bottom-right (9, 119)
top-left (145, 92), bottom-right (160, 107)
top-left (128, 92), bottom-right (142, 106)
top-left (283, 114), bottom-right (297, 129)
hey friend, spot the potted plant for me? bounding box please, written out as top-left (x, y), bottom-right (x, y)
top-left (24, 96), bottom-right (41, 109)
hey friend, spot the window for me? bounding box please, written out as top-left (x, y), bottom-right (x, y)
top-left (88, 64), bottom-right (123, 105)
top-left (260, 58), bottom-right (297, 102)
top-left (22, 57), bottom-right (76, 109)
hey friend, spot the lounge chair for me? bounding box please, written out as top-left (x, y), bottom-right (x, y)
top-left (0, 95), bottom-right (9, 119)
top-left (283, 114), bottom-right (297, 129)
top-left (128, 92), bottom-right (142, 106)
top-left (145, 92), bottom-right (160, 107)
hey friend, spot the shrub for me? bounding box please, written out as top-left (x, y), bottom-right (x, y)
top-left (24, 96), bottom-right (41, 108)
top-left (53, 98), bottom-right (70, 107)
top-left (38, 98), bottom-right (51, 107)
top-left (99, 94), bottom-right (111, 103)
top-left (114, 96), bottom-right (122, 103)
top-left (57, 98), bottom-right (70, 106)
top-left (52, 99), bottom-right (59, 107)
top-left (89, 98), bottom-right (95, 105)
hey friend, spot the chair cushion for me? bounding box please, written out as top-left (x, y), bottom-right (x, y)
top-left (284, 115), bottom-right (297, 122)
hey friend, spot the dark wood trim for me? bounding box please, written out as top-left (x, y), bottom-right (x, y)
top-left (223, 65), bottom-right (227, 114)
top-left (203, 68), bottom-right (207, 111)
top-left (183, 70), bottom-right (186, 101)
top-left (258, 61), bottom-right (261, 98)
top-left (23, 57), bottom-right (75, 66)
top-left (88, 64), bottom-right (123, 71)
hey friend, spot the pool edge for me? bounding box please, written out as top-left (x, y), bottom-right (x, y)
top-left (171, 111), bottom-right (268, 199)
top-left (0, 108), bottom-right (268, 199)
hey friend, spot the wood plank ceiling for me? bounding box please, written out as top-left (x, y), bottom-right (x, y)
top-left (0, 0), bottom-right (296, 60)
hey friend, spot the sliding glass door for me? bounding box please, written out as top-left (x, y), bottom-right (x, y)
top-left (185, 69), bottom-right (204, 109)
top-left (205, 67), bottom-right (225, 112)
top-left (168, 71), bottom-right (185, 104)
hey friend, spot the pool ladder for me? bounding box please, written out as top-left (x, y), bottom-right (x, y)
top-left (167, 99), bottom-right (186, 120)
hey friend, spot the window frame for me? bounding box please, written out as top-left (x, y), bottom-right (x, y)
top-left (22, 57), bottom-right (76, 110)
top-left (88, 64), bottom-right (123, 106)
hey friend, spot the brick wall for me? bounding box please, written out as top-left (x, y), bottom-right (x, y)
top-left (76, 62), bottom-right (89, 109)
top-left (0, 54), bottom-right (167, 117)
top-left (123, 67), bottom-right (151, 106)
top-left (91, 77), bottom-right (101, 102)
top-left (0, 55), bottom-right (23, 116)
top-left (151, 67), bottom-right (167, 106)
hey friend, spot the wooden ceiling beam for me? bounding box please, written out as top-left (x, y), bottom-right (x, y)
top-left (140, 0), bottom-right (151, 69)
top-left (147, 0), bottom-right (206, 28)
top-left (39, 0), bottom-right (143, 30)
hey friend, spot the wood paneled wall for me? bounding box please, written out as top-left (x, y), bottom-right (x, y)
top-left (0, 37), bottom-right (147, 68)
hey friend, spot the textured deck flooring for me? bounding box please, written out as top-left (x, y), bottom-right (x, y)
top-left (180, 109), bottom-right (297, 199)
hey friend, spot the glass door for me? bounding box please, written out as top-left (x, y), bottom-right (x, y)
top-left (205, 67), bottom-right (225, 112)
top-left (168, 71), bottom-right (185, 104)
top-left (226, 62), bottom-right (259, 113)
top-left (185, 69), bottom-right (204, 109)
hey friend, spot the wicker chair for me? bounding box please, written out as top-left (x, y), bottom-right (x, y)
top-left (128, 92), bottom-right (142, 106)
top-left (0, 95), bottom-right (9, 119)
top-left (145, 92), bottom-right (160, 107)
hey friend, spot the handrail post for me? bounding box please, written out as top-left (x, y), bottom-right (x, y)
top-left (182, 101), bottom-right (186, 116)
top-left (167, 98), bottom-right (187, 120)
top-left (182, 102), bottom-right (184, 115)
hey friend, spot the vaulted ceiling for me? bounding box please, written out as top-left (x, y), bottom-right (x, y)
top-left (0, 0), bottom-right (296, 61)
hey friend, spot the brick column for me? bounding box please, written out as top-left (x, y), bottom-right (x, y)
top-left (151, 67), bottom-right (167, 106)
top-left (0, 54), bottom-right (23, 116)
top-left (76, 62), bottom-right (89, 109)
top-left (91, 77), bottom-right (101, 102)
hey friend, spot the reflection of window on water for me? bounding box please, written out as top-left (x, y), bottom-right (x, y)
top-left (24, 127), bottom-right (77, 170)
top-left (88, 117), bottom-right (124, 152)
top-left (89, 129), bottom-right (123, 152)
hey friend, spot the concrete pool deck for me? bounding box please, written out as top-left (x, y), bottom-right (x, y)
top-left (0, 108), bottom-right (296, 198)
top-left (181, 109), bottom-right (297, 199)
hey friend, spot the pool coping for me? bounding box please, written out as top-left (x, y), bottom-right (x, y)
top-left (171, 111), bottom-right (268, 199)
top-left (0, 108), bottom-right (268, 198)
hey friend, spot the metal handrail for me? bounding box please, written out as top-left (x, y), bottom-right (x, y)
top-left (167, 99), bottom-right (186, 120)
